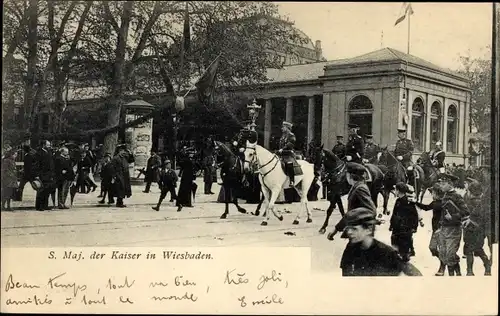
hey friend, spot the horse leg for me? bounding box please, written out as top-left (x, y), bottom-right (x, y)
top-left (260, 187), bottom-right (271, 226)
top-left (337, 195), bottom-right (345, 216)
top-left (319, 201), bottom-right (334, 234)
top-left (233, 199), bottom-right (247, 214)
top-left (263, 188), bottom-right (282, 225)
top-left (294, 180), bottom-right (312, 225)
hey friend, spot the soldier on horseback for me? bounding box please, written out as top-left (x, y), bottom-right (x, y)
top-left (394, 127), bottom-right (415, 180)
top-left (345, 123), bottom-right (364, 163)
top-left (332, 135), bottom-right (346, 161)
top-left (278, 121), bottom-right (297, 187)
top-left (429, 141), bottom-right (446, 174)
top-left (363, 134), bottom-right (380, 164)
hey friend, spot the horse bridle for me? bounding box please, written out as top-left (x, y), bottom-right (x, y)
top-left (244, 145), bottom-right (280, 178)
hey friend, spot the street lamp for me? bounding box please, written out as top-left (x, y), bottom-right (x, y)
top-left (246, 99), bottom-right (261, 131)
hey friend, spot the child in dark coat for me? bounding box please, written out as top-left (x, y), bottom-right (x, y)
top-left (390, 182), bottom-right (419, 262)
top-left (1, 149), bottom-right (19, 211)
top-left (152, 160), bottom-right (178, 211)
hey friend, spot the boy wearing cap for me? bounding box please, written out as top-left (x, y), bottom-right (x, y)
top-left (389, 182), bottom-right (420, 262)
top-left (340, 207), bottom-right (422, 276)
top-left (463, 179), bottom-right (491, 275)
top-left (345, 124), bottom-right (364, 164)
top-left (327, 162), bottom-right (377, 240)
top-left (152, 160), bottom-right (178, 211)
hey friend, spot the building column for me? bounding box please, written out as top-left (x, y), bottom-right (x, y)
top-left (307, 95), bottom-right (315, 144)
top-left (457, 100), bottom-right (465, 155)
top-left (285, 97), bottom-right (293, 123)
top-left (264, 99), bottom-right (272, 148)
top-left (425, 94), bottom-right (432, 151)
top-left (463, 95), bottom-right (471, 166)
top-left (442, 100), bottom-right (449, 153)
top-left (321, 93), bottom-right (331, 148)
top-left (406, 89), bottom-right (413, 139)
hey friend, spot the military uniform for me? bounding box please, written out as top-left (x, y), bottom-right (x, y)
top-left (394, 137), bottom-right (414, 168)
top-left (363, 135), bottom-right (380, 163)
top-left (279, 122), bottom-right (297, 186)
top-left (345, 124), bottom-right (364, 163)
top-left (429, 148), bottom-right (446, 173)
top-left (332, 137), bottom-right (346, 160)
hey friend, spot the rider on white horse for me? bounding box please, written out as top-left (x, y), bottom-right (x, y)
top-left (278, 121), bottom-right (297, 188)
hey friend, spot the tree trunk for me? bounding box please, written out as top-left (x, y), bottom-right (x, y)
top-left (25, 0), bottom-right (38, 144)
top-left (102, 1), bottom-right (134, 157)
top-left (2, 7), bottom-right (29, 86)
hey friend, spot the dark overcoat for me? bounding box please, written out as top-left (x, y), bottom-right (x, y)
top-left (110, 153), bottom-right (132, 199)
top-left (145, 154), bottom-right (161, 183)
top-left (335, 181), bottom-right (377, 234)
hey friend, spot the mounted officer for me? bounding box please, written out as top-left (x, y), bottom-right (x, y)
top-left (278, 121), bottom-right (297, 187)
top-left (332, 135), bottom-right (346, 160)
top-left (345, 123), bottom-right (364, 164)
top-left (363, 134), bottom-right (380, 164)
top-left (394, 127), bottom-right (415, 180)
top-left (429, 141), bottom-right (446, 174)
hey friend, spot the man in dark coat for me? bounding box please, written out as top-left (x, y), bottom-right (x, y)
top-left (98, 154), bottom-right (114, 205)
top-left (33, 140), bottom-right (56, 211)
top-left (76, 151), bottom-right (95, 193)
top-left (278, 121), bottom-right (297, 187)
top-left (327, 162), bottom-right (377, 240)
top-left (143, 150), bottom-right (161, 193)
top-left (176, 148), bottom-right (196, 211)
top-left (54, 147), bottom-right (76, 209)
top-left (345, 123), bottom-right (364, 164)
top-left (202, 136), bottom-right (216, 194)
top-left (332, 135), bottom-right (346, 161)
top-left (18, 145), bottom-right (36, 200)
top-left (110, 145), bottom-right (133, 208)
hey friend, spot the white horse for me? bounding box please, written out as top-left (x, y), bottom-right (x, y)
top-left (243, 139), bottom-right (315, 226)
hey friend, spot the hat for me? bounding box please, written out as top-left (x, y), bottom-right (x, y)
top-left (163, 159), bottom-right (171, 165)
top-left (397, 128), bottom-right (407, 133)
top-left (31, 179), bottom-right (43, 191)
top-left (336, 135), bottom-right (344, 139)
top-left (467, 181), bottom-right (482, 196)
top-left (395, 182), bottom-right (413, 194)
top-left (438, 173), bottom-right (459, 182)
top-left (348, 123), bottom-right (359, 129)
top-left (365, 134), bottom-right (373, 139)
top-left (282, 121), bottom-right (293, 128)
top-left (345, 207), bottom-right (378, 226)
top-left (346, 162), bottom-right (365, 175)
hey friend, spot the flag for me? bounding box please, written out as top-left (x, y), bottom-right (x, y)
top-left (183, 3), bottom-right (190, 53)
top-left (195, 55), bottom-right (221, 105)
top-left (394, 2), bottom-right (414, 26)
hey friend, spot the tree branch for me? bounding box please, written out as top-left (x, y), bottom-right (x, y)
top-left (103, 1), bottom-right (119, 33)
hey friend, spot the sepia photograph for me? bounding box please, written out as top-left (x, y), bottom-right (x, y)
top-left (1, 1), bottom-right (499, 314)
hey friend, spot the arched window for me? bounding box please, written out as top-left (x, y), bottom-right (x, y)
top-left (411, 98), bottom-right (425, 151)
top-left (348, 95), bottom-right (373, 138)
top-left (447, 105), bottom-right (459, 153)
top-left (430, 101), bottom-right (442, 145)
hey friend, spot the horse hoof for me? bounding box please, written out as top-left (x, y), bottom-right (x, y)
top-left (292, 220), bottom-right (299, 225)
top-left (306, 218), bottom-right (312, 223)
top-left (278, 215), bottom-right (284, 221)
top-left (251, 211), bottom-right (260, 216)
top-left (319, 228), bottom-right (326, 234)
top-left (220, 213), bottom-right (227, 219)
top-left (238, 208), bottom-right (247, 214)
top-left (261, 221), bottom-right (268, 226)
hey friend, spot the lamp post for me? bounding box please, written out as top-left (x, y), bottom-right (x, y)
top-left (247, 99), bottom-right (261, 131)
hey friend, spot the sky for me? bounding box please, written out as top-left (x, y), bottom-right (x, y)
top-left (277, 2), bottom-right (493, 70)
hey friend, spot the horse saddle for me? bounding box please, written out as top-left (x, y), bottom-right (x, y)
top-left (280, 157), bottom-right (303, 176)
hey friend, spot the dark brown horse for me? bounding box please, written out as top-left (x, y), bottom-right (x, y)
top-left (313, 145), bottom-right (385, 234)
top-left (377, 146), bottom-right (425, 213)
top-left (416, 151), bottom-right (440, 202)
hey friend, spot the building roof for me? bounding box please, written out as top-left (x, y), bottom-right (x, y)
top-left (265, 47), bottom-right (466, 84)
top-left (326, 47), bottom-right (465, 79)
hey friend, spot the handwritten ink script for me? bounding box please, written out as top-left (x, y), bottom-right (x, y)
top-left (1, 248), bottom-right (308, 312)
top-left (3, 269), bottom-right (292, 311)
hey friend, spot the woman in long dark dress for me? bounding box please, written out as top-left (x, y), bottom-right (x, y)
top-left (176, 150), bottom-right (195, 211)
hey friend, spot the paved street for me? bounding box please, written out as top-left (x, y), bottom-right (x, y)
top-left (1, 179), bottom-right (497, 276)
